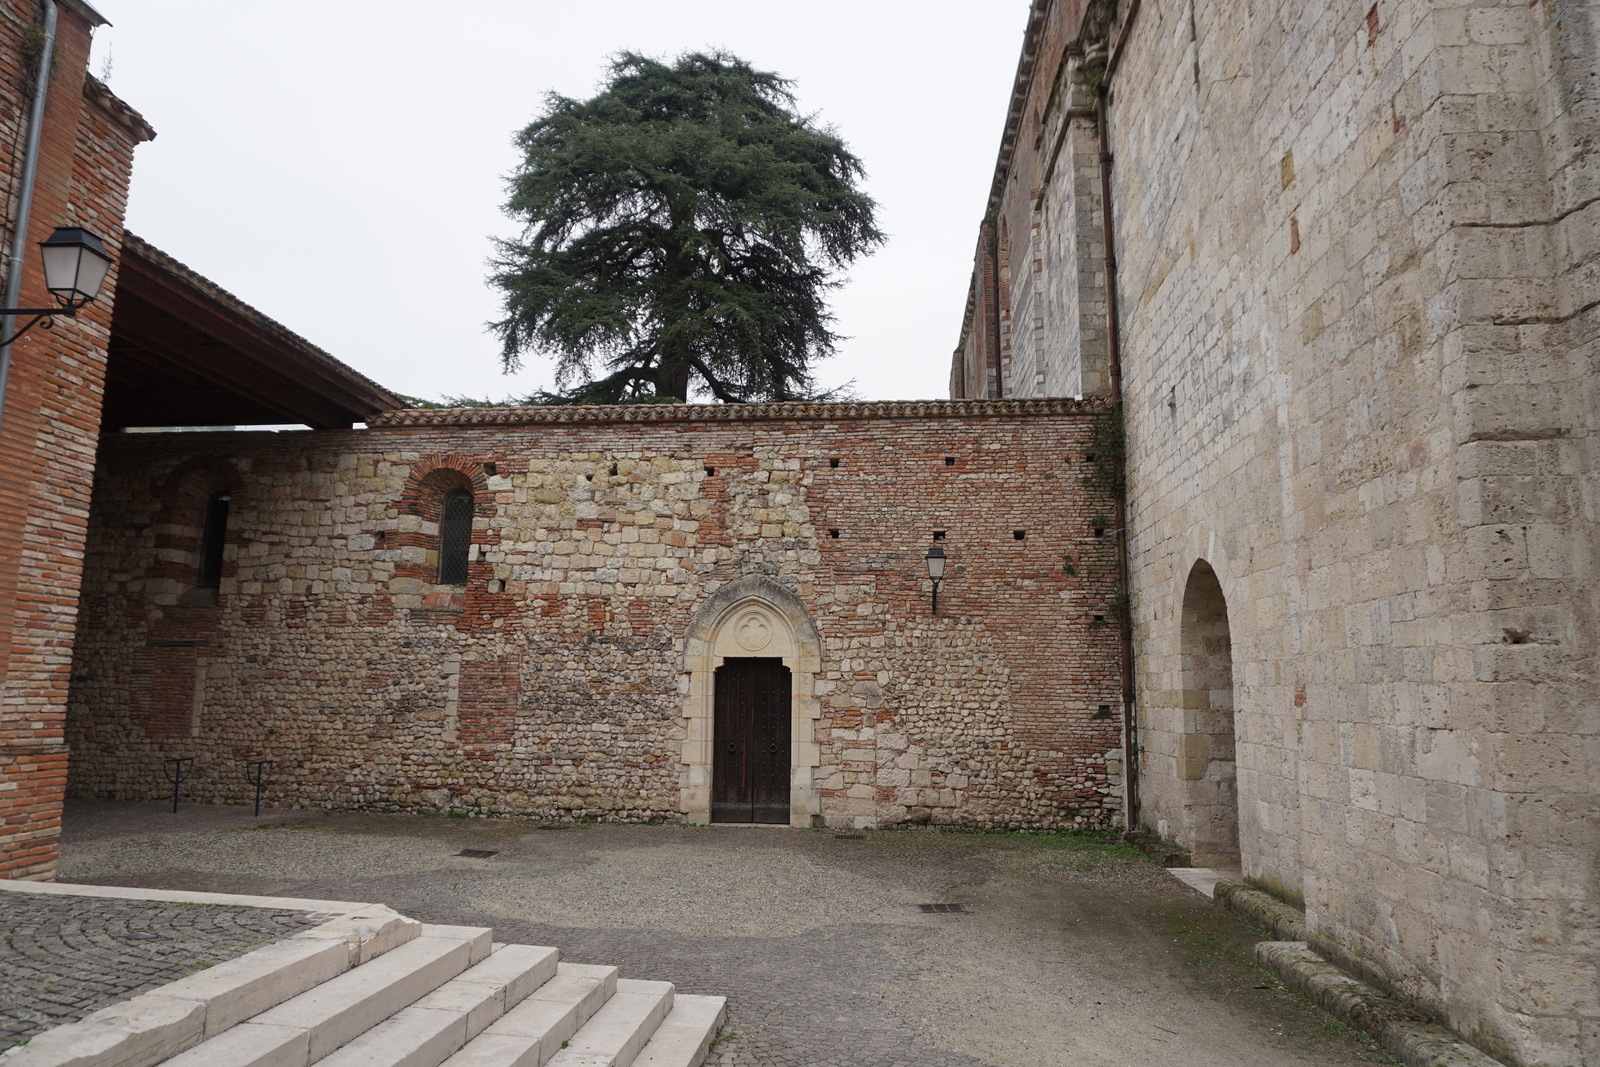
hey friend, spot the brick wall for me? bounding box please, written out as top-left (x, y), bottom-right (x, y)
top-left (65, 401), bottom-right (1127, 830)
top-left (0, 0), bottom-right (150, 880)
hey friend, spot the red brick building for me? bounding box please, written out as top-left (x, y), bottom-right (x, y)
top-left (0, 0), bottom-right (150, 878)
top-left (0, 0), bottom-right (399, 878)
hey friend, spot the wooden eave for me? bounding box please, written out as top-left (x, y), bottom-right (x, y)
top-left (103, 235), bottom-right (403, 430)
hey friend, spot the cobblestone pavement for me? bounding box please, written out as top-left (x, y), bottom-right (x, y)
top-left (59, 801), bottom-right (1395, 1066)
top-left (0, 891), bottom-right (322, 1047)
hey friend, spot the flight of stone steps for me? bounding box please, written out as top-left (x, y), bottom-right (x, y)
top-left (2, 903), bottom-right (725, 1067)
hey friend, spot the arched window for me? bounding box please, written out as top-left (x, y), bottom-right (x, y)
top-left (197, 491), bottom-right (230, 589)
top-left (438, 488), bottom-right (473, 584)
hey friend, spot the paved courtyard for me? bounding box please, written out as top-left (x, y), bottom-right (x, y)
top-left (54, 800), bottom-right (1396, 1067)
top-left (0, 890), bottom-right (320, 1045)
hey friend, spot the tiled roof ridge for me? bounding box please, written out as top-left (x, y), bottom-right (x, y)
top-left (120, 232), bottom-right (403, 409)
top-left (368, 396), bottom-right (1111, 427)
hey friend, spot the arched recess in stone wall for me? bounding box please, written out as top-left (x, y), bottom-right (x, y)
top-left (1179, 559), bottom-right (1240, 868)
top-left (150, 457), bottom-right (240, 608)
top-left (681, 577), bottom-right (822, 827)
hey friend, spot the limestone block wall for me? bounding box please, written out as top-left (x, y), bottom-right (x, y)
top-left (1109, 2), bottom-right (1598, 1061)
top-left (65, 401), bottom-right (1125, 831)
top-left (954, 0), bottom-right (1598, 1061)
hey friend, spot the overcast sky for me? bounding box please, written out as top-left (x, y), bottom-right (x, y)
top-left (87, 2), bottom-right (1025, 405)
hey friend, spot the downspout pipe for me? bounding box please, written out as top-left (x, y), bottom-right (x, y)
top-left (1095, 0), bottom-right (1141, 830)
top-left (1097, 93), bottom-right (1138, 832)
top-left (0, 0), bottom-right (60, 429)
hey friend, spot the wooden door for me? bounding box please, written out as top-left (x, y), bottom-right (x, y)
top-left (711, 658), bottom-right (792, 824)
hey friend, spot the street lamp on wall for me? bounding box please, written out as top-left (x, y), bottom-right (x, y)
top-left (0, 226), bottom-right (113, 347)
top-left (925, 544), bottom-right (947, 615)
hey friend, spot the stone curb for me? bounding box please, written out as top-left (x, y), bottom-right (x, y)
top-left (0, 887), bottom-right (418, 1067)
top-left (0, 879), bottom-right (369, 915)
top-left (1212, 880), bottom-right (1309, 941)
top-left (1211, 883), bottom-right (1504, 1066)
top-left (1252, 942), bottom-right (1503, 1067)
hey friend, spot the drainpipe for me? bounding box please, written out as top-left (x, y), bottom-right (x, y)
top-left (0, 0), bottom-right (60, 429)
top-left (1095, 0), bottom-right (1139, 830)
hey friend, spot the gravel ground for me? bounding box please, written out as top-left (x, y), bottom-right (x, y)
top-left (0, 892), bottom-right (321, 1047)
top-left (59, 800), bottom-right (1398, 1067)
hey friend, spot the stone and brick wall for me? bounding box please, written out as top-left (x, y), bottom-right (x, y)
top-left (0, 0), bottom-right (152, 879)
top-left (65, 401), bottom-right (1126, 831)
top-left (954, 0), bottom-right (1599, 1062)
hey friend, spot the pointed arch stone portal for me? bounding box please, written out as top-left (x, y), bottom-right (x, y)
top-left (1179, 560), bottom-right (1240, 868)
top-left (682, 577), bottom-right (822, 826)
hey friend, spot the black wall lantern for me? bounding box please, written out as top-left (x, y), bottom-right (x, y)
top-left (925, 544), bottom-right (947, 615)
top-left (0, 226), bottom-right (113, 347)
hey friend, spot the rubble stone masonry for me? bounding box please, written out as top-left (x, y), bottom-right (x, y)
top-left (955, 0), bottom-right (1598, 1063)
top-left (65, 401), bottom-right (1126, 831)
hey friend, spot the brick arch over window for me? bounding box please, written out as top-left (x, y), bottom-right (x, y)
top-left (150, 457), bottom-right (240, 606)
top-left (681, 577), bottom-right (823, 827)
top-left (395, 456), bottom-right (492, 587)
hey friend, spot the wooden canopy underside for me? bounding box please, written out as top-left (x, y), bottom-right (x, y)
top-left (103, 236), bottom-right (401, 430)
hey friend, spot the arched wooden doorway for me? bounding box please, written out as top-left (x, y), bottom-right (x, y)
top-left (681, 577), bottom-right (822, 826)
top-left (1180, 560), bottom-right (1239, 867)
top-left (712, 658), bottom-right (792, 823)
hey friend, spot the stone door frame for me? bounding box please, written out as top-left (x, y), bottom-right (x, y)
top-left (682, 577), bottom-right (822, 827)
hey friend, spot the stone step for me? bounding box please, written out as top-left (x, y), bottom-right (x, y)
top-left (438, 963), bottom-right (618, 1067)
top-left (0, 905), bottom-right (422, 1067)
top-left (315, 945), bottom-right (560, 1067)
top-left (544, 979), bottom-right (675, 1067)
top-left (3, 895), bottom-right (724, 1067)
top-left (632, 996), bottom-right (727, 1067)
top-left (159, 925), bottom-right (492, 1067)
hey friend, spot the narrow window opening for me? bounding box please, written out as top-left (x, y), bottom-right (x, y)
top-left (944, 456), bottom-right (956, 467)
top-left (828, 458), bottom-right (840, 469)
top-left (197, 491), bottom-right (230, 589)
top-left (1013, 530), bottom-right (1026, 540)
top-left (610, 463), bottom-right (619, 476)
top-left (438, 489), bottom-right (473, 585)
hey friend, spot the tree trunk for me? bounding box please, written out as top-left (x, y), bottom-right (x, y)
top-left (657, 358), bottom-right (692, 404)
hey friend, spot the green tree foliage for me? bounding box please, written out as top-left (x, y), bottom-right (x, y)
top-left (491, 51), bottom-right (883, 404)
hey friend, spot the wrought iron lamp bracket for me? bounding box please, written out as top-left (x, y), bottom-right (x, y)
top-left (0, 303), bottom-right (77, 347)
